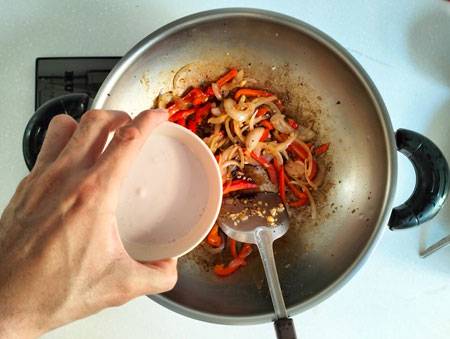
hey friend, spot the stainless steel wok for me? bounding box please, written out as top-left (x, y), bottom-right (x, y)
top-left (25, 8), bottom-right (449, 325)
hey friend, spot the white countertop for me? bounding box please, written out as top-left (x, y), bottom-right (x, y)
top-left (1, 1), bottom-right (449, 338)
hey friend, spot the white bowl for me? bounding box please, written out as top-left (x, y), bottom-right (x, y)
top-left (116, 121), bottom-right (222, 261)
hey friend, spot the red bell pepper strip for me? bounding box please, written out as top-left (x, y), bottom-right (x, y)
top-left (288, 198), bottom-right (308, 207)
top-left (250, 152), bottom-right (277, 185)
top-left (206, 68), bottom-right (239, 95)
top-left (287, 118), bottom-right (298, 129)
top-left (230, 239), bottom-right (237, 258)
top-left (260, 128), bottom-right (270, 142)
top-left (195, 102), bottom-right (212, 120)
top-left (286, 180), bottom-right (308, 201)
top-left (260, 120), bottom-right (274, 130)
top-left (278, 165), bottom-right (286, 204)
top-left (214, 257), bottom-right (246, 276)
top-left (315, 143), bottom-right (329, 156)
top-left (183, 88), bottom-right (209, 106)
top-left (174, 118), bottom-right (186, 127)
top-left (223, 180), bottom-right (258, 195)
top-left (256, 106), bottom-right (270, 117)
top-left (214, 243), bottom-right (253, 277)
top-left (217, 68), bottom-right (238, 87)
top-left (187, 102), bottom-right (212, 133)
top-left (206, 224), bottom-right (222, 248)
top-left (234, 88), bottom-right (273, 100)
top-left (286, 180), bottom-right (308, 207)
top-left (288, 141), bottom-right (308, 161)
top-left (187, 117), bottom-right (197, 133)
top-left (239, 243), bottom-right (252, 259)
top-left (169, 108), bottom-right (196, 122)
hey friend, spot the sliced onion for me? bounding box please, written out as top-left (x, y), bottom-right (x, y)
top-left (208, 114), bottom-right (228, 124)
top-left (313, 160), bottom-right (326, 187)
top-left (271, 113), bottom-right (294, 134)
top-left (215, 138), bottom-right (226, 153)
top-left (228, 144), bottom-right (239, 160)
top-left (289, 178), bottom-right (308, 188)
top-left (263, 143), bottom-right (284, 165)
top-left (265, 101), bottom-right (282, 116)
top-left (274, 133), bottom-right (296, 152)
top-left (224, 98), bottom-right (248, 122)
top-left (238, 95), bottom-right (246, 106)
top-left (213, 123), bottom-right (221, 134)
top-left (304, 158), bottom-right (317, 190)
top-left (246, 127), bottom-right (264, 152)
top-left (237, 146), bottom-right (245, 169)
top-left (224, 97), bottom-right (277, 122)
top-left (208, 134), bottom-right (224, 153)
top-left (295, 139), bottom-right (314, 168)
top-left (225, 117), bottom-right (238, 144)
top-left (220, 144), bottom-right (239, 163)
top-left (302, 184), bottom-right (317, 219)
top-left (253, 115), bottom-right (268, 126)
top-left (235, 69), bottom-right (244, 83)
top-left (233, 120), bottom-right (245, 142)
top-left (273, 149), bottom-right (284, 165)
top-left (211, 107), bottom-right (222, 116)
top-left (251, 144), bottom-right (264, 158)
top-left (220, 70), bottom-right (244, 92)
top-left (297, 125), bottom-right (316, 141)
top-left (221, 160), bottom-right (241, 170)
top-left (248, 109), bottom-right (259, 131)
top-left (211, 82), bottom-right (222, 100)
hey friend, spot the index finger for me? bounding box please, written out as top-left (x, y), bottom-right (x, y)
top-left (94, 109), bottom-right (168, 190)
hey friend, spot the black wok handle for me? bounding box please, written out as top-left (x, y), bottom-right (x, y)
top-left (274, 318), bottom-right (297, 339)
top-left (23, 93), bottom-right (91, 170)
top-left (388, 129), bottom-right (449, 230)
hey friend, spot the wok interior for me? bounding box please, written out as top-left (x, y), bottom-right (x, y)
top-left (98, 14), bottom-right (391, 320)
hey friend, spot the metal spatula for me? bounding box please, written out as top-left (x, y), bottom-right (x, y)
top-left (217, 192), bottom-right (297, 339)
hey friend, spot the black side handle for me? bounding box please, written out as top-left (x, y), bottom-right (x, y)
top-left (23, 93), bottom-right (91, 170)
top-left (274, 318), bottom-right (297, 339)
top-left (388, 129), bottom-right (449, 230)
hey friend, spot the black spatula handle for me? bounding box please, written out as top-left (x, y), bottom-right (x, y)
top-left (274, 318), bottom-right (297, 339)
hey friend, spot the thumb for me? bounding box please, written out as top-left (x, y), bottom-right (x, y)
top-left (128, 258), bottom-right (178, 296)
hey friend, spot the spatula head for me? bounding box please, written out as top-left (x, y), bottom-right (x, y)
top-left (217, 191), bottom-right (290, 244)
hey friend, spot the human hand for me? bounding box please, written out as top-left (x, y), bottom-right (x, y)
top-left (0, 109), bottom-right (177, 338)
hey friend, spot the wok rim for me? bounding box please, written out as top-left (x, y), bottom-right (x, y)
top-left (92, 8), bottom-right (398, 325)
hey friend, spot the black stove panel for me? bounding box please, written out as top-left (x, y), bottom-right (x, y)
top-left (35, 57), bottom-right (121, 110)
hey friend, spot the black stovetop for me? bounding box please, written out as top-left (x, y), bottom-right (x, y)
top-left (35, 57), bottom-right (121, 110)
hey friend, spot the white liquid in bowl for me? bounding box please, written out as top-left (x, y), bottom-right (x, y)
top-left (115, 122), bottom-right (221, 261)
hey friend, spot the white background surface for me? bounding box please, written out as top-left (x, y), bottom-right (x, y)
top-left (0, 0), bottom-right (449, 338)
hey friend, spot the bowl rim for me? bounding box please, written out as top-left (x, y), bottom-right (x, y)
top-left (92, 7), bottom-right (397, 325)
